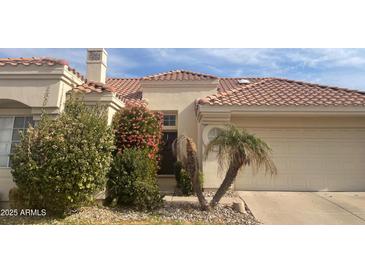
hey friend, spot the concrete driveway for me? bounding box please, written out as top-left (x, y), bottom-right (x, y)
top-left (237, 191), bottom-right (365, 225)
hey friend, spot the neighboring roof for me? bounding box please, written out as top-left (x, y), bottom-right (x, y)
top-left (0, 57), bottom-right (85, 81)
top-left (142, 69), bottom-right (217, 80)
top-left (198, 78), bottom-right (365, 107)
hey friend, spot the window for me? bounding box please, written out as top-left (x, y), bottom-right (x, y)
top-left (0, 117), bottom-right (34, 167)
top-left (163, 114), bottom-right (176, 127)
top-left (207, 127), bottom-right (223, 142)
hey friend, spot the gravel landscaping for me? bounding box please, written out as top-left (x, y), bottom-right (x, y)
top-left (0, 199), bottom-right (259, 225)
top-left (203, 190), bottom-right (236, 198)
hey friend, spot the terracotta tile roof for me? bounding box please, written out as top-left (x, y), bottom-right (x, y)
top-left (0, 57), bottom-right (66, 66)
top-left (198, 78), bottom-right (365, 107)
top-left (142, 70), bottom-right (217, 80)
top-left (73, 80), bottom-right (146, 107)
top-left (106, 78), bottom-right (142, 100)
top-left (218, 78), bottom-right (263, 92)
top-left (107, 70), bottom-right (365, 108)
top-left (0, 57), bottom-right (85, 80)
top-left (72, 80), bottom-right (116, 94)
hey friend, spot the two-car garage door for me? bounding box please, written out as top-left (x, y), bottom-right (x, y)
top-left (233, 117), bottom-right (365, 191)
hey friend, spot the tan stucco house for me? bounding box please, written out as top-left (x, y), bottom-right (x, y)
top-left (1, 48), bottom-right (365, 202)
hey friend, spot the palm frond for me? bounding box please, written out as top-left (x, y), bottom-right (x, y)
top-left (204, 125), bottom-right (277, 176)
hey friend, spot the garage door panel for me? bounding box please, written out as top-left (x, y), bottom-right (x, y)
top-left (235, 127), bottom-right (365, 191)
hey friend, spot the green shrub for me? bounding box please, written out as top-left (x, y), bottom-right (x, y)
top-left (174, 161), bottom-right (204, 196)
top-left (174, 161), bottom-right (193, 196)
top-left (8, 187), bottom-right (29, 210)
top-left (11, 98), bottom-right (114, 216)
top-left (107, 148), bottom-right (163, 210)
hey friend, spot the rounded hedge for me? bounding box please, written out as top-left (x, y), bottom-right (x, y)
top-left (107, 148), bottom-right (163, 210)
top-left (11, 98), bottom-right (115, 216)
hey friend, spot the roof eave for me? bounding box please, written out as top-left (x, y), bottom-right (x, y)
top-left (197, 104), bottom-right (365, 119)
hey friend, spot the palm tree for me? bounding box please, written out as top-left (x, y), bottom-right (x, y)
top-left (172, 135), bottom-right (209, 210)
top-left (205, 125), bottom-right (277, 208)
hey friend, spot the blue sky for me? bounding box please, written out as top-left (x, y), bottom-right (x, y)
top-left (1, 48), bottom-right (365, 90)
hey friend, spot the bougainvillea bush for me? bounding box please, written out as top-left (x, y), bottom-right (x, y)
top-left (107, 103), bottom-right (164, 210)
top-left (112, 104), bottom-right (163, 160)
top-left (11, 98), bottom-right (114, 216)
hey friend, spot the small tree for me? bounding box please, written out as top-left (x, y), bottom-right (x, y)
top-left (107, 104), bottom-right (164, 210)
top-left (172, 136), bottom-right (209, 210)
top-left (11, 97), bottom-right (114, 216)
top-left (205, 125), bottom-right (277, 207)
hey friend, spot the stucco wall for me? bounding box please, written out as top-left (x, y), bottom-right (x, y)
top-left (76, 92), bottom-right (124, 125)
top-left (0, 78), bottom-right (61, 108)
top-left (142, 80), bottom-right (218, 152)
top-left (0, 65), bottom-right (83, 115)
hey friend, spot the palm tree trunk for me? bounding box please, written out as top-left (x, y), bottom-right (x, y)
top-left (184, 137), bottom-right (209, 210)
top-left (191, 171), bottom-right (209, 210)
top-left (210, 164), bottom-right (240, 208)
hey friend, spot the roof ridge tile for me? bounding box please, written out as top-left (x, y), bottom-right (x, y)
top-left (0, 57), bottom-right (85, 81)
top-left (142, 69), bottom-right (217, 80)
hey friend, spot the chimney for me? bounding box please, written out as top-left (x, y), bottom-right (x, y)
top-left (86, 48), bottom-right (108, 84)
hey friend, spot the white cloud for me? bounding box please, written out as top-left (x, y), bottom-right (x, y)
top-left (107, 52), bottom-right (138, 69)
top-left (145, 48), bottom-right (200, 64)
top-left (106, 51), bottom-right (140, 77)
top-left (198, 48), bottom-right (281, 68)
top-left (198, 48), bottom-right (365, 70)
top-left (287, 48), bottom-right (365, 68)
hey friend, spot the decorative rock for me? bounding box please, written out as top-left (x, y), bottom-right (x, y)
top-left (232, 201), bottom-right (246, 213)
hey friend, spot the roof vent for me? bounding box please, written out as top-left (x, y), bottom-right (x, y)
top-left (238, 79), bottom-right (250, 84)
